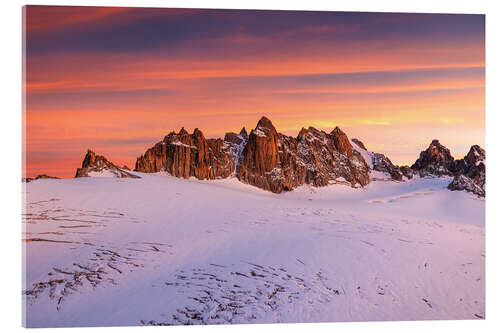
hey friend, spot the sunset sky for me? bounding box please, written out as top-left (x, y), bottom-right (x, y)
top-left (23, 6), bottom-right (485, 178)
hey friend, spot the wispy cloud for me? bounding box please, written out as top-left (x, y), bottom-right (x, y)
top-left (23, 7), bottom-right (485, 178)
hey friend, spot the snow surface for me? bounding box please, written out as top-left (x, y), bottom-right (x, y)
top-left (170, 141), bottom-right (198, 149)
top-left (253, 128), bottom-right (268, 137)
top-left (22, 174), bottom-right (485, 327)
top-left (87, 170), bottom-right (118, 178)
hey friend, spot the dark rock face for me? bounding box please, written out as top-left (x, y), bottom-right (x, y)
top-left (75, 150), bottom-right (140, 178)
top-left (399, 166), bottom-right (415, 180)
top-left (411, 141), bottom-right (485, 196)
top-left (238, 117), bottom-right (282, 192)
top-left (237, 118), bottom-right (370, 193)
top-left (135, 128), bottom-right (235, 179)
top-left (239, 127), bottom-right (248, 137)
top-left (448, 145), bottom-right (485, 197)
top-left (470, 162), bottom-right (486, 193)
top-left (351, 138), bottom-right (367, 151)
top-left (372, 153), bottom-right (403, 181)
top-left (411, 139), bottom-right (456, 177)
top-left (448, 174), bottom-right (485, 197)
top-left (454, 145), bottom-right (485, 178)
top-left (35, 174), bottom-right (60, 180)
top-left (23, 174), bottom-right (60, 183)
top-left (331, 127), bottom-right (354, 159)
top-left (136, 117), bottom-right (370, 193)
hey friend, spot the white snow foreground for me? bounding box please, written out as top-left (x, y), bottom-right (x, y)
top-left (22, 173), bottom-right (485, 327)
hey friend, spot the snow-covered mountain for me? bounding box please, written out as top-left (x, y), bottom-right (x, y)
top-left (72, 117), bottom-right (485, 198)
top-left (134, 117), bottom-right (371, 193)
top-left (75, 150), bottom-right (139, 179)
top-left (350, 137), bottom-right (485, 197)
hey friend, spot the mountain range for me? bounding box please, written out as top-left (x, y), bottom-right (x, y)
top-left (68, 116), bottom-right (485, 197)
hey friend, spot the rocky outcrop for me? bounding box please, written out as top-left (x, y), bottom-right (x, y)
top-left (399, 166), bottom-right (415, 180)
top-left (411, 139), bottom-right (456, 177)
top-left (22, 174), bottom-right (60, 183)
top-left (411, 141), bottom-right (485, 196)
top-left (238, 119), bottom-right (370, 192)
top-left (448, 174), bottom-right (485, 197)
top-left (372, 153), bottom-right (403, 181)
top-left (448, 145), bottom-right (485, 197)
top-left (351, 138), bottom-right (413, 181)
top-left (135, 127), bottom-right (236, 179)
top-left (135, 117), bottom-right (370, 193)
top-left (238, 117), bottom-right (282, 192)
top-left (35, 174), bottom-right (60, 180)
top-left (454, 145), bottom-right (485, 178)
top-left (132, 117), bottom-right (484, 195)
top-left (351, 138), bottom-right (367, 151)
top-left (75, 150), bottom-right (140, 178)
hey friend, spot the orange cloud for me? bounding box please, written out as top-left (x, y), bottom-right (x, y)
top-left (23, 8), bottom-right (484, 178)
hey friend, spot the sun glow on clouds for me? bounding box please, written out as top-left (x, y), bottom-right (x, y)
top-left (23, 6), bottom-right (485, 178)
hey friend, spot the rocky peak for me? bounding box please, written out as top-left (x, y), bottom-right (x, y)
top-left (372, 153), bottom-right (403, 181)
top-left (22, 174), bottom-right (60, 183)
top-left (75, 149), bottom-right (139, 178)
top-left (238, 118), bottom-right (281, 191)
top-left (350, 137), bottom-right (416, 181)
top-left (251, 116), bottom-right (278, 139)
top-left (135, 128), bottom-right (235, 180)
top-left (134, 117), bottom-right (374, 193)
top-left (330, 127), bottom-right (353, 158)
top-left (454, 145), bottom-right (485, 176)
top-left (296, 126), bottom-right (324, 142)
top-left (237, 119), bottom-right (370, 192)
top-left (427, 140), bottom-right (452, 162)
top-left (409, 141), bottom-right (486, 196)
top-left (256, 116), bottom-right (274, 129)
top-left (193, 128), bottom-right (204, 139)
top-left (449, 144), bottom-right (485, 197)
top-left (35, 174), bottom-right (60, 180)
top-left (411, 139), bottom-right (456, 176)
top-left (297, 127), bottom-right (308, 140)
top-left (80, 149), bottom-right (97, 169)
top-left (465, 145), bottom-right (485, 166)
top-left (351, 138), bottom-right (367, 151)
top-left (448, 174), bottom-right (485, 197)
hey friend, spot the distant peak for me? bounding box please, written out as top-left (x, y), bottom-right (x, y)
top-left (179, 127), bottom-right (188, 135)
top-left (330, 126), bottom-right (346, 137)
top-left (351, 138), bottom-right (367, 150)
top-left (256, 116), bottom-right (275, 130)
top-left (193, 128), bottom-right (204, 137)
top-left (82, 149), bottom-right (97, 168)
top-left (239, 127), bottom-right (248, 137)
top-left (466, 144), bottom-right (485, 162)
top-left (297, 127), bottom-right (308, 140)
top-left (469, 144), bottom-right (484, 152)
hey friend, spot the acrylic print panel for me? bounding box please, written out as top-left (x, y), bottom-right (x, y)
top-left (22, 5), bottom-right (485, 328)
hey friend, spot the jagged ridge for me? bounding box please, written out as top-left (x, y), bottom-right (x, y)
top-left (70, 117), bottom-right (485, 197)
top-left (135, 117), bottom-right (370, 193)
top-left (75, 150), bottom-right (140, 179)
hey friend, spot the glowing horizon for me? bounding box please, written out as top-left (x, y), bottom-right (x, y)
top-left (23, 6), bottom-right (485, 178)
